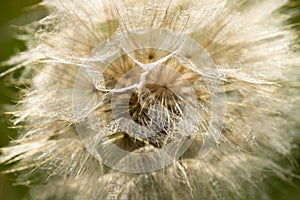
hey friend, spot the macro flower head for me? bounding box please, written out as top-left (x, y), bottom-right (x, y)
top-left (0, 0), bottom-right (299, 199)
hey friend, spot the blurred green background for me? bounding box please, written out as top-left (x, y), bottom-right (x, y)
top-left (0, 0), bottom-right (299, 199)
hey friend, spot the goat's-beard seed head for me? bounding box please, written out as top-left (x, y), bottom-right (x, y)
top-left (0, 0), bottom-right (299, 199)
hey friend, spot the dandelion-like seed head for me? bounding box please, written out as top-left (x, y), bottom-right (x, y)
top-left (0, 0), bottom-right (299, 199)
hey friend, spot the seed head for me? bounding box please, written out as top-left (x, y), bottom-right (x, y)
top-left (0, 0), bottom-right (299, 199)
